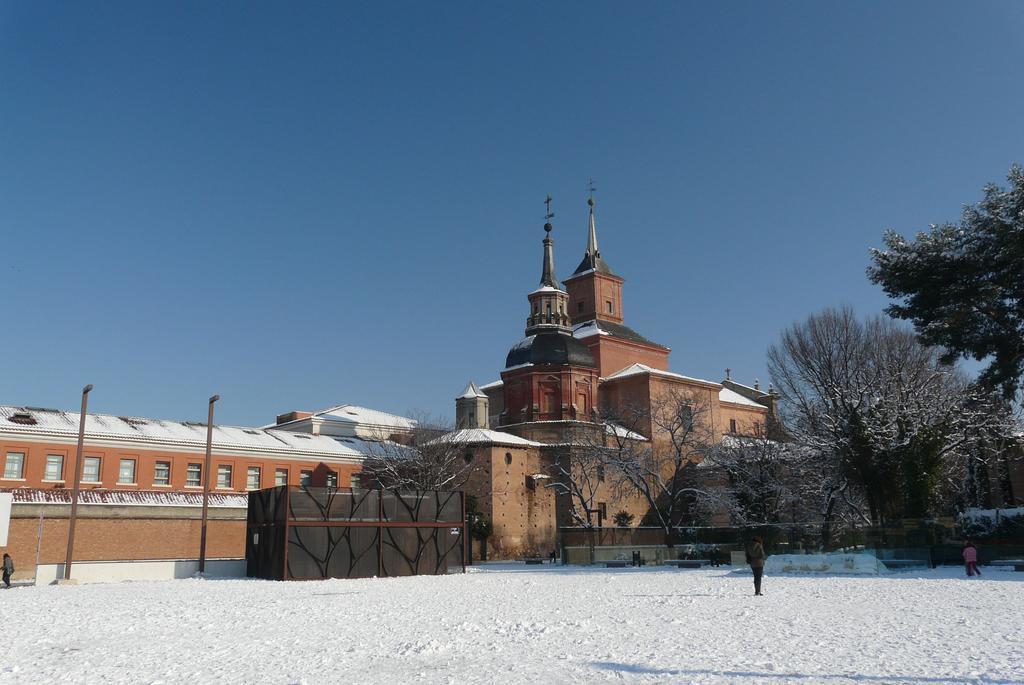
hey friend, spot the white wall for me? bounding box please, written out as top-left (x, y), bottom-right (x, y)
top-left (35, 558), bottom-right (246, 585)
top-left (0, 493), bottom-right (11, 546)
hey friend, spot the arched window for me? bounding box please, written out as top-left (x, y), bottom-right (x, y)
top-left (505, 452), bottom-right (512, 465)
top-left (464, 452), bottom-right (473, 464)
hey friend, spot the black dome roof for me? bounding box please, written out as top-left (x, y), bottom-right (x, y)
top-left (505, 332), bottom-right (597, 369)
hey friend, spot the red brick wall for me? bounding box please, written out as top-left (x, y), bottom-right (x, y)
top-left (2, 513), bottom-right (245, 579)
top-left (578, 335), bottom-right (670, 377)
top-left (0, 436), bottom-right (360, 492)
top-left (566, 272), bottom-right (625, 325)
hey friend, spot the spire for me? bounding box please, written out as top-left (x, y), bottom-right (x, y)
top-left (586, 196), bottom-right (600, 258)
top-left (571, 183), bottom-right (617, 277)
top-left (525, 195), bottom-right (571, 333)
top-left (540, 196), bottom-right (559, 288)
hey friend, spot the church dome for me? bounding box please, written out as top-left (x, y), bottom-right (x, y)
top-left (505, 332), bottom-right (597, 369)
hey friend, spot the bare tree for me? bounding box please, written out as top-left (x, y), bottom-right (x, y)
top-left (360, 414), bottom-right (474, 492)
top-left (544, 422), bottom-right (609, 528)
top-left (602, 387), bottom-right (719, 547)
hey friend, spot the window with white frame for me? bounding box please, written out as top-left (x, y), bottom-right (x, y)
top-left (300, 470), bottom-right (312, 487)
top-left (217, 464), bottom-right (233, 489)
top-left (44, 454), bottom-right (64, 481)
top-left (118, 458), bottom-right (136, 484)
top-left (3, 452), bottom-right (25, 480)
top-left (83, 457), bottom-right (101, 483)
top-left (154, 460), bottom-right (171, 486)
top-left (325, 471), bottom-right (338, 487)
top-left (275, 467), bottom-right (288, 486)
top-left (186, 463), bottom-right (202, 487)
top-left (246, 466), bottom-right (261, 490)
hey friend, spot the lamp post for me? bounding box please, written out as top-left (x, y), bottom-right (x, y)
top-left (197, 394), bottom-right (219, 574)
top-left (63, 384), bottom-right (93, 581)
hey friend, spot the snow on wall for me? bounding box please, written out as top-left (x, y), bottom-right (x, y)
top-left (764, 553), bottom-right (883, 575)
top-left (34, 558), bottom-right (246, 585)
top-left (3, 488), bottom-right (248, 508)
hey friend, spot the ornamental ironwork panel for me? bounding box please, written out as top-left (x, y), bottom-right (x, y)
top-left (246, 486), bottom-right (466, 581)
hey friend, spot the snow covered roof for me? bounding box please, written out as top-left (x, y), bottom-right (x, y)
top-left (602, 363), bottom-right (718, 387)
top-left (479, 380), bottom-right (503, 391)
top-left (427, 428), bottom-right (543, 448)
top-left (605, 422), bottom-right (648, 441)
top-left (3, 487), bottom-right (249, 508)
top-left (0, 405), bottom-right (372, 460)
top-left (572, 320), bottom-right (669, 350)
top-left (457, 382), bottom-right (487, 400)
top-left (296, 404), bottom-right (416, 430)
top-left (529, 285), bottom-right (567, 296)
top-left (719, 387), bottom-right (767, 408)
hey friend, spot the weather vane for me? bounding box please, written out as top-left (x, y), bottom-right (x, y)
top-left (587, 178), bottom-right (596, 206)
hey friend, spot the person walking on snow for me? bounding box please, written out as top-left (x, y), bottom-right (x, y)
top-left (963, 541), bottom-right (981, 577)
top-left (746, 536), bottom-right (766, 595)
top-left (2, 553), bottom-right (13, 588)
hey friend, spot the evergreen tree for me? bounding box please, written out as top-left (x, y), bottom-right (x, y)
top-left (868, 165), bottom-right (1024, 400)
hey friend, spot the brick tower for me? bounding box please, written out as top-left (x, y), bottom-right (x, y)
top-left (498, 208), bottom-right (600, 427)
top-left (563, 194), bottom-right (671, 377)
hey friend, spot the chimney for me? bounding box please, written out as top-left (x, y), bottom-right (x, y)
top-left (276, 411), bottom-right (313, 425)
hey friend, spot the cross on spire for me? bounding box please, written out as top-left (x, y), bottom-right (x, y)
top-left (587, 178), bottom-right (596, 203)
top-left (544, 195), bottom-right (554, 224)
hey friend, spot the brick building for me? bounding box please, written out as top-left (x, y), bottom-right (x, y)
top-left (0, 403), bottom-right (413, 581)
top-left (451, 197), bottom-right (778, 558)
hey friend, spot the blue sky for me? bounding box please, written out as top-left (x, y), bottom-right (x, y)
top-left (2, 1), bottom-right (1023, 426)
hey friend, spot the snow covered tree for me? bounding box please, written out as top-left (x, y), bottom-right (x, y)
top-left (766, 306), bottom-right (1002, 525)
top-left (700, 428), bottom-right (803, 526)
top-left (868, 165), bottom-right (1024, 401)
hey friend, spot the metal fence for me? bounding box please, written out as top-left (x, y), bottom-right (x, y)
top-left (246, 486), bottom-right (466, 580)
top-left (560, 518), bottom-right (1024, 567)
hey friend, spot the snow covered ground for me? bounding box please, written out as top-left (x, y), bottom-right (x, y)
top-left (2, 564), bottom-right (1022, 684)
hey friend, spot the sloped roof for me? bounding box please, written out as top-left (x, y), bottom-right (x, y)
top-left (274, 404), bottom-right (416, 430)
top-left (427, 428), bottom-right (543, 448)
top-left (457, 382), bottom-right (487, 400)
top-left (719, 387), bottom-right (767, 408)
top-left (0, 405), bottom-right (371, 459)
top-left (605, 422), bottom-right (648, 441)
top-left (572, 320), bottom-right (669, 350)
top-left (602, 363), bottom-right (717, 386)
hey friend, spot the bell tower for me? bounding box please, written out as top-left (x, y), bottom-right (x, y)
top-left (564, 193), bottom-right (625, 325)
top-left (563, 187), bottom-right (671, 376)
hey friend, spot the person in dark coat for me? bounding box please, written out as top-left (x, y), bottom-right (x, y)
top-left (745, 537), bottom-right (766, 595)
top-left (2, 553), bottom-right (13, 588)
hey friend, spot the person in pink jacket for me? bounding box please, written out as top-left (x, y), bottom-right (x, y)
top-left (963, 541), bottom-right (981, 577)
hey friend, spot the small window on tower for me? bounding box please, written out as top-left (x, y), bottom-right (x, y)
top-left (606, 300), bottom-right (613, 314)
top-left (729, 419), bottom-right (737, 433)
top-left (578, 301), bottom-right (584, 313)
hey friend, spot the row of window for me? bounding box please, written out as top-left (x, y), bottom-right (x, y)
top-left (2, 452), bottom-right (335, 490)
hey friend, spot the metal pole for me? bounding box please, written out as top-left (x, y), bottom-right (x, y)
top-left (34, 512), bottom-right (44, 584)
top-left (63, 384), bottom-right (92, 581)
top-left (198, 394), bottom-right (219, 574)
